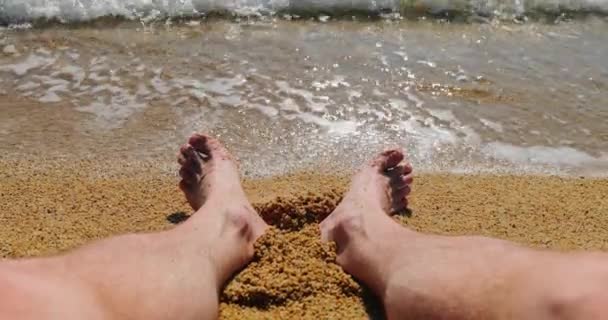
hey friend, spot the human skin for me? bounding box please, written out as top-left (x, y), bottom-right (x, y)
top-left (320, 149), bottom-right (608, 320)
top-left (0, 133), bottom-right (267, 320)
top-left (1, 136), bottom-right (607, 320)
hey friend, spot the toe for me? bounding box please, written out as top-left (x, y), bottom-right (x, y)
top-left (383, 149), bottom-right (404, 170)
top-left (386, 165), bottom-right (413, 186)
top-left (403, 173), bottom-right (414, 185)
top-left (188, 133), bottom-right (211, 156)
top-left (371, 149), bottom-right (405, 172)
top-left (402, 162), bottom-right (413, 175)
top-left (179, 179), bottom-right (192, 192)
top-left (189, 133), bottom-right (230, 160)
top-left (179, 145), bottom-right (203, 185)
top-left (177, 144), bottom-right (190, 165)
top-left (386, 164), bottom-right (408, 178)
top-left (177, 153), bottom-right (187, 166)
top-left (391, 186), bottom-right (410, 210)
top-left (188, 132), bottom-right (207, 148)
top-left (394, 184), bottom-right (411, 196)
top-left (387, 164), bottom-right (413, 212)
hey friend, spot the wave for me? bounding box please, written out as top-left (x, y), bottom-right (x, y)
top-left (1, 0), bottom-right (608, 25)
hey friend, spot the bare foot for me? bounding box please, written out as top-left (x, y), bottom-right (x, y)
top-left (321, 149), bottom-right (524, 319)
top-left (319, 149), bottom-right (413, 278)
top-left (319, 148), bottom-right (412, 243)
top-left (177, 133), bottom-right (267, 241)
top-left (327, 149), bottom-right (412, 220)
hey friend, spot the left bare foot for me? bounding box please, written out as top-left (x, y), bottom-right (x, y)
top-left (177, 133), bottom-right (267, 241)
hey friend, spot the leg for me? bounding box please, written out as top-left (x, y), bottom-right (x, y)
top-left (0, 134), bottom-right (267, 320)
top-left (321, 150), bottom-right (608, 320)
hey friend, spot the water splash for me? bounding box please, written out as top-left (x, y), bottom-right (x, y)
top-left (1, 0), bottom-right (608, 25)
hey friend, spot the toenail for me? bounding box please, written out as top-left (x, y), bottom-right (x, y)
top-left (196, 150), bottom-right (209, 161)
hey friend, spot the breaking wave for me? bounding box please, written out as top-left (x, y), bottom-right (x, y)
top-left (1, 0), bottom-right (608, 25)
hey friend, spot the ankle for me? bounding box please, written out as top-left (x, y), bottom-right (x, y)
top-left (218, 204), bottom-right (260, 242)
top-left (334, 218), bottom-right (411, 294)
top-left (203, 205), bottom-right (260, 284)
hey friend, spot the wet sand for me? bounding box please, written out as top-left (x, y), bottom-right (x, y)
top-left (1, 160), bottom-right (608, 319)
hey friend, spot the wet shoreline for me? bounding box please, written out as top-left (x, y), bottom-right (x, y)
top-left (2, 18), bottom-right (607, 177)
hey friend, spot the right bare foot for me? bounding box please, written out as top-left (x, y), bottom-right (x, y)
top-left (319, 148), bottom-right (413, 245)
top-left (323, 149), bottom-right (413, 224)
top-left (321, 150), bottom-right (525, 319)
top-left (319, 149), bottom-right (413, 281)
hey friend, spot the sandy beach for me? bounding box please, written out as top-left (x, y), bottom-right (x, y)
top-left (1, 5), bottom-right (608, 318)
top-left (1, 159), bottom-right (607, 319)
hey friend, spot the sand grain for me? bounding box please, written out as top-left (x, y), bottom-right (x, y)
top-left (1, 160), bottom-right (607, 319)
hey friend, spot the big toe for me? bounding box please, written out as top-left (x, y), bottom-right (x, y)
top-left (370, 148), bottom-right (413, 212)
top-left (188, 133), bottom-right (231, 161)
top-left (178, 144), bottom-right (203, 186)
top-left (371, 149), bottom-right (405, 172)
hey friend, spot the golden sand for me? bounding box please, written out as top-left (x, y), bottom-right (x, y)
top-left (1, 160), bottom-right (608, 319)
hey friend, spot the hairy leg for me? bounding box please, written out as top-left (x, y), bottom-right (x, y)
top-left (321, 150), bottom-right (608, 320)
top-left (0, 134), bottom-right (267, 320)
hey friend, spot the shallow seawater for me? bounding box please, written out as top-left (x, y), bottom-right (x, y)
top-left (0, 17), bottom-right (607, 176)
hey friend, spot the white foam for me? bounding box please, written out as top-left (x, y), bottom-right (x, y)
top-left (294, 113), bottom-right (359, 135)
top-left (311, 75), bottom-right (350, 91)
top-left (2, 44), bottom-right (18, 55)
top-left (379, 55), bottom-right (389, 67)
top-left (480, 118), bottom-right (504, 133)
top-left (417, 60), bottom-right (436, 68)
top-left (89, 56), bottom-right (108, 71)
top-left (399, 115), bottom-right (458, 159)
top-left (393, 50), bottom-right (409, 62)
top-left (201, 75), bottom-right (246, 95)
top-left (39, 91), bottom-right (62, 103)
top-left (187, 88), bottom-right (208, 103)
top-left (404, 0), bottom-right (608, 17)
top-left (216, 95), bottom-right (244, 106)
top-left (76, 90), bottom-right (147, 129)
top-left (357, 104), bottom-right (390, 121)
top-left (33, 75), bottom-right (70, 87)
top-left (318, 14), bottom-right (330, 22)
top-left (250, 103), bottom-right (279, 117)
top-left (388, 98), bottom-right (408, 110)
top-left (428, 108), bottom-right (456, 123)
top-left (347, 90), bottom-right (362, 101)
top-left (53, 64), bottom-right (86, 85)
top-left (483, 142), bottom-right (605, 167)
top-left (404, 90), bottom-right (423, 108)
top-left (88, 72), bottom-right (108, 82)
top-left (0, 53), bottom-right (56, 76)
top-left (66, 51), bottom-right (80, 60)
top-left (16, 81), bottom-right (40, 91)
top-left (150, 71), bottom-right (172, 95)
top-left (276, 80), bottom-right (330, 113)
top-left (4, 0), bottom-right (607, 24)
top-left (280, 98), bottom-right (301, 112)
